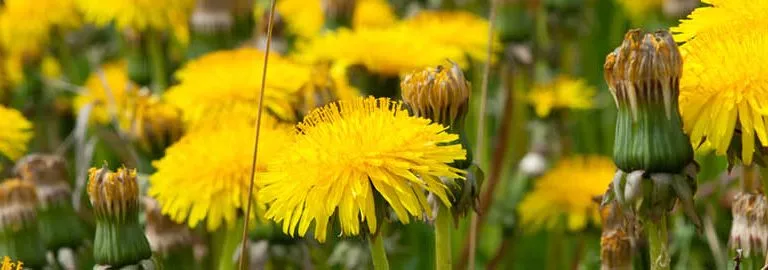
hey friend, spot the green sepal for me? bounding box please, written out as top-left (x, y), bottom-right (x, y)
top-left (613, 103), bottom-right (693, 173)
top-left (93, 220), bottom-right (152, 267)
top-left (38, 200), bottom-right (87, 250)
top-left (0, 222), bottom-right (47, 268)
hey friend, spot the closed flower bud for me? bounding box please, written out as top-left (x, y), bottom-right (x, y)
top-left (605, 29), bottom-right (693, 173)
top-left (14, 154), bottom-right (86, 250)
top-left (0, 179), bottom-right (47, 268)
top-left (88, 164), bottom-right (152, 268)
top-left (401, 61), bottom-right (470, 130)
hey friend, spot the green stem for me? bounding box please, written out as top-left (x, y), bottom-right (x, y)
top-left (435, 205), bottom-right (452, 270)
top-left (743, 164), bottom-right (758, 193)
top-left (53, 29), bottom-right (79, 84)
top-left (369, 233), bottom-right (390, 270)
top-left (146, 30), bottom-right (167, 93)
top-left (214, 219), bottom-right (245, 270)
top-left (646, 214), bottom-right (670, 270)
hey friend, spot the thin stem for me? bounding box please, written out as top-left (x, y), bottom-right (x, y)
top-left (238, 0), bottom-right (277, 269)
top-left (215, 219), bottom-right (245, 270)
top-left (369, 233), bottom-right (390, 270)
top-left (646, 214), bottom-right (670, 270)
top-left (146, 30), bottom-right (167, 93)
top-left (435, 205), bottom-right (453, 270)
top-left (468, 0), bottom-right (497, 268)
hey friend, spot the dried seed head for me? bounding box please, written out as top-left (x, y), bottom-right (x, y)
top-left (191, 0), bottom-right (234, 32)
top-left (143, 198), bottom-right (193, 255)
top-left (14, 154), bottom-right (71, 206)
top-left (604, 29), bottom-right (682, 121)
top-left (0, 179), bottom-right (38, 231)
top-left (729, 192), bottom-right (768, 257)
top-left (87, 165), bottom-right (139, 222)
top-left (599, 191), bottom-right (635, 270)
top-left (401, 61), bottom-right (471, 127)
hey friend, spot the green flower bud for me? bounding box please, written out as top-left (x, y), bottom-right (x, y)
top-left (88, 165), bottom-right (152, 268)
top-left (15, 154), bottom-right (86, 250)
top-left (0, 179), bottom-right (47, 268)
top-left (604, 29), bottom-right (693, 173)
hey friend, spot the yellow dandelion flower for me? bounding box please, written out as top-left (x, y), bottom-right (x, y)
top-left (527, 75), bottom-right (595, 117)
top-left (0, 0), bottom-right (80, 56)
top-left (165, 48), bottom-right (307, 126)
top-left (74, 61), bottom-right (138, 129)
top-left (614, 0), bottom-right (662, 23)
top-left (260, 97), bottom-right (466, 242)
top-left (518, 156), bottom-right (615, 232)
top-left (671, 0), bottom-right (768, 43)
top-left (678, 25), bottom-right (768, 164)
top-left (352, 0), bottom-right (397, 29)
top-left (402, 10), bottom-right (500, 62)
top-left (76, 0), bottom-right (194, 31)
top-left (277, 0), bottom-right (324, 39)
top-left (296, 27), bottom-right (467, 76)
top-left (0, 106), bottom-right (33, 161)
top-left (3, 55), bottom-right (23, 87)
top-left (149, 117), bottom-right (292, 231)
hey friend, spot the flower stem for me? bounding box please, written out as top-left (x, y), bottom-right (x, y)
top-left (646, 213), bottom-right (670, 270)
top-left (213, 218), bottom-right (245, 270)
top-left (435, 205), bottom-right (452, 270)
top-left (743, 164), bottom-right (758, 192)
top-left (369, 233), bottom-right (390, 270)
top-left (146, 30), bottom-right (167, 93)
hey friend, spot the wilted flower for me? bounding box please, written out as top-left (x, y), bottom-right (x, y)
top-left (729, 192), bottom-right (768, 257)
top-left (0, 179), bottom-right (46, 268)
top-left (88, 165), bottom-right (152, 268)
top-left (260, 97), bottom-right (466, 242)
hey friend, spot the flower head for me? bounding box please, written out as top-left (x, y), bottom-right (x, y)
top-left (518, 156), bottom-right (615, 232)
top-left (165, 48), bottom-right (307, 126)
top-left (260, 96), bottom-right (466, 242)
top-left (14, 154), bottom-right (70, 206)
top-left (352, 0), bottom-right (396, 29)
top-left (527, 75), bottom-right (595, 118)
top-left (729, 192), bottom-right (768, 257)
top-left (402, 10), bottom-right (500, 62)
top-left (0, 179), bottom-right (38, 230)
top-left (0, 0), bottom-right (80, 56)
top-left (0, 106), bottom-right (32, 162)
top-left (76, 0), bottom-right (194, 31)
top-left (149, 117), bottom-right (293, 231)
top-left (401, 61), bottom-right (470, 127)
top-left (671, 0), bottom-right (768, 43)
top-left (88, 165), bottom-right (140, 222)
top-left (295, 27), bottom-right (467, 76)
top-left (676, 13), bottom-right (768, 164)
top-left (277, 0), bottom-right (395, 40)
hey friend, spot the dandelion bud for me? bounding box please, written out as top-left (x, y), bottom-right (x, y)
top-left (14, 154), bottom-right (86, 250)
top-left (0, 179), bottom-right (47, 268)
top-left (144, 198), bottom-right (196, 268)
top-left (88, 165), bottom-right (152, 268)
top-left (605, 29), bottom-right (693, 173)
top-left (729, 192), bottom-right (768, 257)
top-left (401, 61), bottom-right (470, 130)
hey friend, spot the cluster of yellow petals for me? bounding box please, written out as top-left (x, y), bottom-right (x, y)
top-left (277, 0), bottom-right (396, 39)
top-left (0, 0), bottom-right (80, 56)
top-left (87, 166), bottom-right (139, 220)
top-left (518, 156), bottom-right (615, 232)
top-left (76, 0), bottom-right (194, 31)
top-left (527, 75), bottom-right (595, 118)
top-left (165, 48), bottom-right (307, 126)
top-left (0, 106), bottom-right (33, 162)
top-left (402, 10), bottom-right (500, 62)
top-left (673, 0), bottom-right (768, 164)
top-left (150, 117), bottom-right (293, 231)
top-left (260, 97), bottom-right (466, 242)
top-left (614, 0), bottom-right (661, 23)
top-left (296, 26), bottom-right (466, 76)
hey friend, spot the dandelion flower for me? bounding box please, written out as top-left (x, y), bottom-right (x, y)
top-left (671, 0), bottom-right (768, 43)
top-left (677, 26), bottom-right (768, 164)
top-left (402, 10), bottom-right (500, 62)
top-left (0, 106), bottom-right (32, 162)
top-left (165, 48), bottom-right (307, 125)
top-left (352, 0), bottom-right (396, 29)
top-left (527, 75), bottom-right (595, 118)
top-left (518, 156), bottom-right (615, 232)
top-left (277, 0), bottom-right (395, 40)
top-left (260, 97), bottom-right (467, 242)
top-left (0, 0), bottom-right (80, 56)
top-left (296, 27), bottom-right (466, 76)
top-left (149, 117), bottom-right (293, 231)
top-left (614, 0), bottom-right (661, 23)
top-left (76, 0), bottom-right (194, 31)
